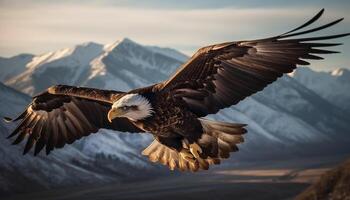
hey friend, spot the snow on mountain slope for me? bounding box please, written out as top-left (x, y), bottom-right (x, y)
top-left (6, 38), bottom-right (185, 94)
top-left (253, 76), bottom-right (349, 141)
top-left (0, 54), bottom-right (34, 82)
top-left (290, 67), bottom-right (350, 113)
top-left (6, 42), bottom-right (104, 94)
top-left (85, 38), bottom-right (185, 91)
top-left (146, 45), bottom-right (189, 62)
top-left (26, 42), bottom-right (103, 70)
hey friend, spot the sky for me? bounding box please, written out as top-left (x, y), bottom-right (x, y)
top-left (0, 0), bottom-right (349, 71)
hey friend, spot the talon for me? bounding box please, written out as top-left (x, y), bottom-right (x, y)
top-left (180, 149), bottom-right (195, 163)
top-left (190, 143), bottom-right (202, 159)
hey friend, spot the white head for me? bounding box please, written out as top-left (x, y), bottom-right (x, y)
top-left (107, 93), bottom-right (153, 122)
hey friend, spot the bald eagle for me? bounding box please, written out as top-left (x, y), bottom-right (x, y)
top-left (5, 9), bottom-right (349, 172)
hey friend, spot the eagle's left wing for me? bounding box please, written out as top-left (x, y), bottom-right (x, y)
top-left (5, 85), bottom-right (144, 155)
top-left (159, 9), bottom-right (349, 117)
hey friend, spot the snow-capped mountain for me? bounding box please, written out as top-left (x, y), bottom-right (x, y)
top-left (85, 38), bottom-right (185, 91)
top-left (1, 38), bottom-right (350, 194)
top-left (6, 42), bottom-right (104, 95)
top-left (4, 38), bottom-right (350, 154)
top-left (290, 67), bottom-right (350, 114)
top-left (6, 38), bottom-right (186, 95)
top-left (210, 75), bottom-right (350, 161)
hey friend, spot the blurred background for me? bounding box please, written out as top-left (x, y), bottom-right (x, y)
top-left (0, 0), bottom-right (349, 200)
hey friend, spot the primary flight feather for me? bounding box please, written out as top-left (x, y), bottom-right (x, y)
top-left (5, 9), bottom-right (349, 172)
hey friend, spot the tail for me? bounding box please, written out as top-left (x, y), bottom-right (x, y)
top-left (142, 118), bottom-right (247, 172)
top-left (198, 118), bottom-right (247, 159)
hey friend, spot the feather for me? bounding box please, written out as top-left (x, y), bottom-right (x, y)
top-left (280, 9), bottom-right (324, 36)
top-left (279, 18), bottom-right (344, 39)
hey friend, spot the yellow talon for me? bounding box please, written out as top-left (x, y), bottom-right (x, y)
top-left (190, 143), bottom-right (202, 159)
top-left (179, 149), bottom-right (195, 163)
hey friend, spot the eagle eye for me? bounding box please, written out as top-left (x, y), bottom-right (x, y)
top-left (130, 105), bottom-right (138, 110)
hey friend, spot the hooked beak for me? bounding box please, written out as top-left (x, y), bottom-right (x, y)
top-left (107, 108), bottom-right (125, 123)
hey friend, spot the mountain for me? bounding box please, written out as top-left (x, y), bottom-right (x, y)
top-left (85, 38), bottom-right (185, 91)
top-left (1, 38), bottom-right (350, 194)
top-left (0, 54), bottom-right (34, 82)
top-left (290, 67), bottom-right (350, 114)
top-left (211, 75), bottom-right (350, 161)
top-left (146, 45), bottom-right (189, 61)
top-left (6, 38), bottom-right (186, 95)
top-left (295, 159), bottom-right (350, 200)
top-left (4, 38), bottom-right (350, 155)
top-left (6, 42), bottom-right (104, 94)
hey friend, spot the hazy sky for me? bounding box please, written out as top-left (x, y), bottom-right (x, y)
top-left (0, 0), bottom-right (349, 71)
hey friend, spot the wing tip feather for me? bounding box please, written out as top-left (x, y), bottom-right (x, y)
top-left (280, 8), bottom-right (325, 37)
top-left (3, 117), bottom-right (13, 123)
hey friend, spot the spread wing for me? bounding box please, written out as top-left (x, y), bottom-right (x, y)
top-left (5, 85), bottom-right (144, 155)
top-left (160, 9), bottom-right (350, 117)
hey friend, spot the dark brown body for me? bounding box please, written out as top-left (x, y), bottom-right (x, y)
top-left (131, 88), bottom-right (203, 151)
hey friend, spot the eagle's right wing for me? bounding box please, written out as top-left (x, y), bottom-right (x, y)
top-left (158, 9), bottom-right (349, 117)
top-left (5, 85), bottom-right (144, 155)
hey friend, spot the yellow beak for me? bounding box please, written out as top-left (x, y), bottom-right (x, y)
top-left (107, 108), bottom-right (125, 123)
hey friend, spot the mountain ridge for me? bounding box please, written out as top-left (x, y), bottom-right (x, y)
top-left (3, 38), bottom-right (350, 150)
top-left (290, 67), bottom-right (350, 114)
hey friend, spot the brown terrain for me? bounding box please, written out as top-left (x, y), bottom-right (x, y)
top-left (3, 155), bottom-right (349, 200)
top-left (295, 159), bottom-right (350, 200)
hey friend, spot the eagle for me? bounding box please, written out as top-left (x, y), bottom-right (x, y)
top-left (5, 9), bottom-right (349, 172)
